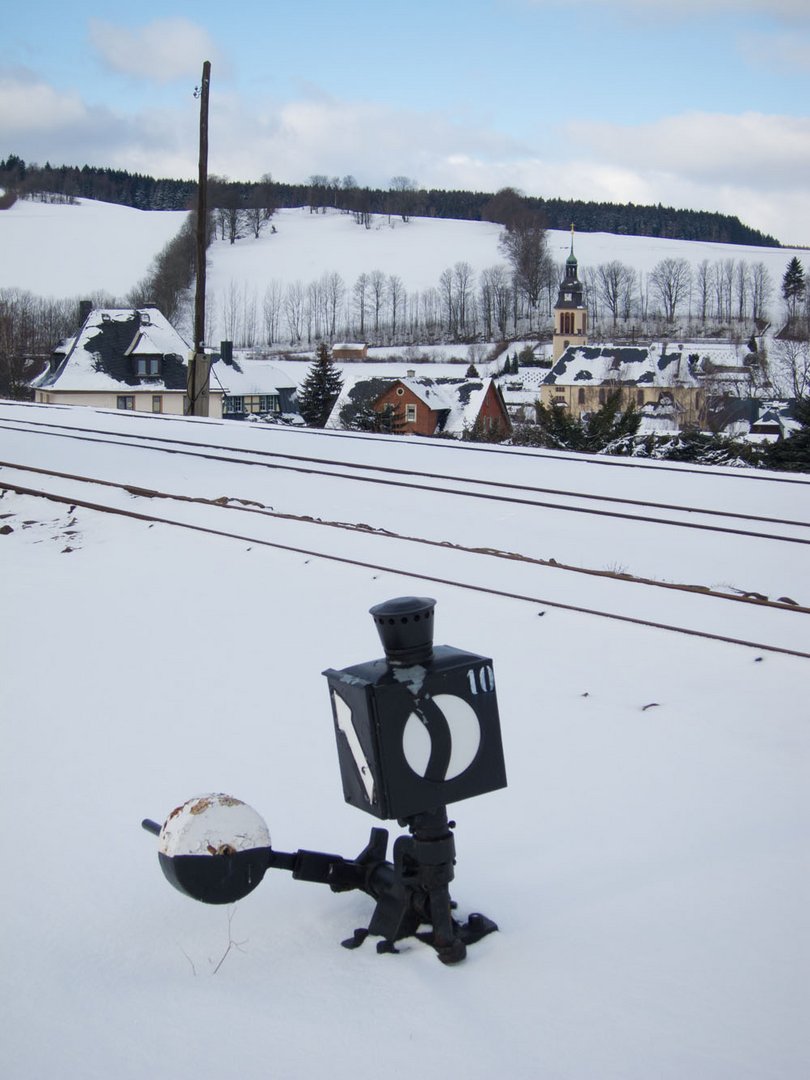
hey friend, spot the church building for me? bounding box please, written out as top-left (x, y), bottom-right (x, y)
top-left (552, 227), bottom-right (588, 361)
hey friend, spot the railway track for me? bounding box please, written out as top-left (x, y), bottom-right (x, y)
top-left (1, 412), bottom-right (808, 545)
top-left (8, 398), bottom-right (810, 486)
top-left (3, 459), bottom-right (809, 661)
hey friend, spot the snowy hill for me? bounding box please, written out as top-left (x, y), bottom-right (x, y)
top-left (0, 198), bottom-right (803, 340)
top-left (0, 196), bottom-right (187, 298)
top-left (1, 400), bottom-right (807, 1080)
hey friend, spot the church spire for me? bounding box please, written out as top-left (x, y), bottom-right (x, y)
top-left (566, 222), bottom-right (577, 270)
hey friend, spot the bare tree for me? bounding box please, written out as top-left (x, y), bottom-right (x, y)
top-left (719, 258), bottom-right (735, 322)
top-left (734, 261), bottom-right (750, 322)
top-left (368, 270), bottom-right (386, 336)
top-left (695, 259), bottom-right (712, 323)
top-left (325, 271), bottom-right (345, 338)
top-left (499, 216), bottom-right (550, 321)
top-left (241, 286), bottom-right (258, 346)
top-left (649, 257), bottom-right (692, 323)
top-left (489, 266), bottom-right (512, 338)
top-left (387, 274), bottom-right (404, 340)
top-left (305, 279), bottom-right (320, 342)
top-left (749, 262), bottom-right (772, 323)
top-left (284, 281), bottom-right (304, 343)
top-left (453, 262), bottom-right (475, 337)
top-left (389, 176), bottom-right (418, 222)
top-left (478, 268), bottom-right (495, 339)
top-left (353, 273), bottom-right (368, 338)
top-left (221, 280), bottom-right (242, 341)
top-left (593, 261), bottom-right (635, 327)
top-left (262, 281), bottom-right (283, 344)
top-left (438, 267), bottom-right (456, 337)
top-left (773, 338), bottom-right (810, 399)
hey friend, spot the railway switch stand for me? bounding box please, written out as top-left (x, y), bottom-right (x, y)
top-left (142, 597), bottom-right (507, 965)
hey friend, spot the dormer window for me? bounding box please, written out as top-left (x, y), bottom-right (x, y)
top-left (135, 356), bottom-right (161, 377)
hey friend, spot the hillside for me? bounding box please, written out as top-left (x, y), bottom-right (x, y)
top-left (1, 399), bottom-right (807, 1080)
top-left (0, 157), bottom-right (780, 247)
top-left (0, 198), bottom-right (803, 349)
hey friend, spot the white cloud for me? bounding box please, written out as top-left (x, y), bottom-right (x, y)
top-left (525, 0), bottom-right (810, 23)
top-left (3, 70), bottom-right (808, 245)
top-left (739, 30), bottom-right (810, 72)
top-left (563, 112), bottom-right (810, 189)
top-left (203, 92), bottom-right (525, 187)
top-left (0, 69), bottom-right (88, 133)
top-left (88, 18), bottom-right (223, 84)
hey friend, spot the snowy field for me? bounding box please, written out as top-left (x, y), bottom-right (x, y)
top-left (1, 402), bottom-right (807, 1080)
top-left (0, 197), bottom-right (803, 329)
top-left (0, 197), bottom-right (187, 298)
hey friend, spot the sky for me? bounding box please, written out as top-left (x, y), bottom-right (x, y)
top-left (2, 0), bottom-right (810, 245)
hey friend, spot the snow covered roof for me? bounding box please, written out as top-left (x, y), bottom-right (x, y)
top-left (326, 373), bottom-right (500, 434)
top-left (35, 307), bottom-right (192, 393)
top-left (212, 357), bottom-right (297, 396)
top-left (543, 341), bottom-right (747, 388)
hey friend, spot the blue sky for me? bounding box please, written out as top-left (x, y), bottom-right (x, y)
top-left (2, 0), bottom-right (809, 244)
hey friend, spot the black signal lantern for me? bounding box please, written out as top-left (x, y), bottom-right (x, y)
top-left (324, 596), bottom-right (507, 820)
top-left (142, 598), bottom-right (507, 964)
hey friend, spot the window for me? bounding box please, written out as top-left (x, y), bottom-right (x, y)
top-left (152, 395), bottom-right (162, 413)
top-left (258, 394), bottom-right (280, 413)
top-left (135, 356), bottom-right (160, 377)
top-left (637, 390), bottom-right (644, 406)
top-left (405, 404), bottom-right (417, 423)
top-left (223, 396), bottom-right (244, 415)
top-left (598, 389), bottom-right (606, 405)
top-left (578, 388), bottom-right (586, 404)
top-left (117, 396), bottom-right (135, 410)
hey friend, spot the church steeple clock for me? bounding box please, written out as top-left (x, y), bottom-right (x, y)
top-left (552, 224), bottom-right (588, 361)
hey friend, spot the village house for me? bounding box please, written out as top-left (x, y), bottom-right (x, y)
top-left (217, 355), bottom-right (299, 421)
top-left (33, 304), bottom-right (225, 418)
top-left (331, 343), bottom-right (369, 361)
top-left (537, 342), bottom-right (765, 431)
top-left (326, 372), bottom-right (512, 438)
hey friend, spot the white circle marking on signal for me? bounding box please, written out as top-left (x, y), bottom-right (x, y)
top-left (402, 694), bottom-right (481, 780)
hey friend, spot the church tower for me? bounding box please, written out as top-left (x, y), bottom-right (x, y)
top-left (552, 225), bottom-right (588, 361)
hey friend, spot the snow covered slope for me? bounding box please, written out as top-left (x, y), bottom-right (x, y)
top-left (0, 197), bottom-right (187, 297)
top-left (1, 401), bottom-right (807, 1080)
top-left (1, 198), bottom-right (803, 322)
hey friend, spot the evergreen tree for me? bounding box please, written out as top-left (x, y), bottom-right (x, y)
top-left (512, 391), bottom-right (639, 453)
top-left (350, 400), bottom-right (404, 434)
top-left (782, 257), bottom-right (806, 319)
top-left (297, 343), bottom-right (344, 427)
top-left (766, 399), bottom-right (810, 473)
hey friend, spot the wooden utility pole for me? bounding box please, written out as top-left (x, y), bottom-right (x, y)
top-left (186, 59), bottom-right (211, 416)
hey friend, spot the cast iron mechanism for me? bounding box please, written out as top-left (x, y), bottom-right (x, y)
top-left (143, 597), bottom-right (506, 964)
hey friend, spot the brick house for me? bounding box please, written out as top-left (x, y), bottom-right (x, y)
top-left (327, 374), bottom-right (512, 438)
top-left (331, 343), bottom-right (368, 360)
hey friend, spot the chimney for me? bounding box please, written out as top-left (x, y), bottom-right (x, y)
top-left (78, 300), bottom-right (92, 328)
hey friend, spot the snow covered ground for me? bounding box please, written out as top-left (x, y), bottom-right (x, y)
top-left (1, 402), bottom-right (807, 1080)
top-left (0, 197), bottom-right (186, 298)
top-left (0, 197), bottom-right (803, 331)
